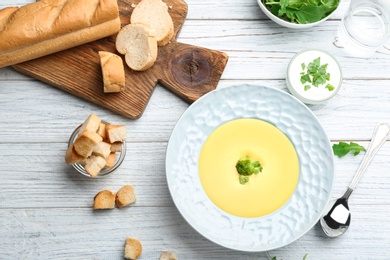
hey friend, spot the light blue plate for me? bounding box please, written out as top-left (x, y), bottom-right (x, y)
top-left (166, 84), bottom-right (334, 252)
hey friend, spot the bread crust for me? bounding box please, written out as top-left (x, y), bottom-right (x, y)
top-left (0, 0), bottom-right (120, 68)
top-left (99, 51), bottom-right (125, 93)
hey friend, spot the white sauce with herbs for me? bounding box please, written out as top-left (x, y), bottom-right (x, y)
top-left (287, 50), bottom-right (342, 104)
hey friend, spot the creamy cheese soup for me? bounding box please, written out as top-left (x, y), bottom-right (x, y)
top-left (198, 118), bottom-right (299, 218)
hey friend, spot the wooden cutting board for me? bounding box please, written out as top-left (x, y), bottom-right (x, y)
top-left (12, 0), bottom-right (228, 119)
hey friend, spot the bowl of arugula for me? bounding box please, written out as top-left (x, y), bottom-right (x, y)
top-left (258, 0), bottom-right (340, 29)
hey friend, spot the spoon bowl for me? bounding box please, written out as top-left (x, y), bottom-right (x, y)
top-left (320, 122), bottom-right (390, 238)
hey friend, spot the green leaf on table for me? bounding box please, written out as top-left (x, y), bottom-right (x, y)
top-left (332, 142), bottom-right (366, 157)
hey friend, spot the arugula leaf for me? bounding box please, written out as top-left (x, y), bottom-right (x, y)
top-left (332, 142), bottom-right (366, 157)
top-left (262, 0), bottom-right (339, 24)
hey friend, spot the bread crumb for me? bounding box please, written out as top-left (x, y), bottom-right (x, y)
top-left (110, 142), bottom-right (123, 153)
top-left (160, 251), bottom-right (177, 260)
top-left (116, 185), bottom-right (136, 208)
top-left (124, 237), bottom-right (142, 259)
top-left (85, 155), bottom-right (106, 177)
top-left (93, 190), bottom-right (116, 209)
top-left (105, 152), bottom-right (116, 168)
top-left (79, 113), bottom-right (101, 134)
top-left (92, 141), bottom-right (111, 159)
top-left (106, 124), bottom-right (127, 143)
top-left (73, 130), bottom-right (103, 157)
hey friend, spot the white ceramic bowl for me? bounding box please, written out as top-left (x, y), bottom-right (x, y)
top-left (257, 0), bottom-right (340, 29)
top-left (286, 49), bottom-right (343, 104)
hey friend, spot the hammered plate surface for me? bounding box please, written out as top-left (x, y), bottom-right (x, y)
top-left (165, 84), bottom-right (334, 252)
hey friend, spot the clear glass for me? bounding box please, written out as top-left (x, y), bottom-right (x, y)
top-left (67, 123), bottom-right (126, 178)
top-left (337, 0), bottom-right (390, 57)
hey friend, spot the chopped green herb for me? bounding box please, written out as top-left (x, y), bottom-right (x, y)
top-left (239, 175), bottom-right (249, 185)
top-left (325, 84), bottom-right (335, 91)
top-left (304, 85), bottom-right (311, 91)
top-left (300, 74), bottom-right (311, 84)
top-left (300, 57), bottom-right (335, 92)
top-left (301, 63), bottom-right (306, 70)
top-left (332, 142), bottom-right (366, 157)
top-left (235, 156), bottom-right (263, 184)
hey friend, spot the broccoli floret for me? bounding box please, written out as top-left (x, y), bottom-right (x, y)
top-left (235, 156), bottom-right (263, 184)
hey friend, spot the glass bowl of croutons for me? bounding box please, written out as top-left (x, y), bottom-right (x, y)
top-left (65, 114), bottom-right (127, 178)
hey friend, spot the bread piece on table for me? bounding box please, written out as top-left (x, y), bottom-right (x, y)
top-left (73, 130), bottom-right (103, 157)
top-left (124, 238), bottom-right (142, 260)
top-left (85, 155), bottom-right (106, 177)
top-left (65, 144), bottom-right (86, 165)
top-left (79, 114), bottom-right (101, 134)
top-left (115, 185), bottom-right (136, 208)
top-left (160, 251), bottom-right (177, 260)
top-left (116, 23), bottom-right (158, 71)
top-left (105, 152), bottom-right (116, 168)
top-left (92, 141), bottom-right (111, 159)
top-left (99, 51), bottom-right (125, 93)
top-left (106, 124), bottom-right (127, 143)
top-left (93, 190), bottom-right (116, 209)
top-left (0, 0), bottom-right (120, 68)
top-left (110, 142), bottom-right (123, 153)
top-left (131, 0), bottom-right (174, 46)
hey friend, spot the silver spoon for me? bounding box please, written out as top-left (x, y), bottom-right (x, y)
top-left (320, 122), bottom-right (390, 238)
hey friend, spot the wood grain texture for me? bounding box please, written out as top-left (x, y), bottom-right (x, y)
top-left (1, 0), bottom-right (390, 259)
top-left (12, 0), bottom-right (228, 119)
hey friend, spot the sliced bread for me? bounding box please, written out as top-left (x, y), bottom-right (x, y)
top-left (98, 51), bottom-right (125, 93)
top-left (116, 23), bottom-right (158, 71)
top-left (131, 0), bottom-right (174, 46)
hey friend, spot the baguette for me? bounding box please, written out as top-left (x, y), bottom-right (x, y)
top-left (0, 0), bottom-right (120, 68)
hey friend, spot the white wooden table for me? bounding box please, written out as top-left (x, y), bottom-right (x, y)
top-left (1, 0), bottom-right (390, 259)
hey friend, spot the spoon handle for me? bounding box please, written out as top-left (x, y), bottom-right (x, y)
top-left (349, 122), bottom-right (390, 191)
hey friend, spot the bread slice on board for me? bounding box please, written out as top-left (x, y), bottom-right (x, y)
top-left (131, 0), bottom-right (174, 46)
top-left (99, 51), bottom-right (125, 93)
top-left (116, 23), bottom-right (158, 71)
